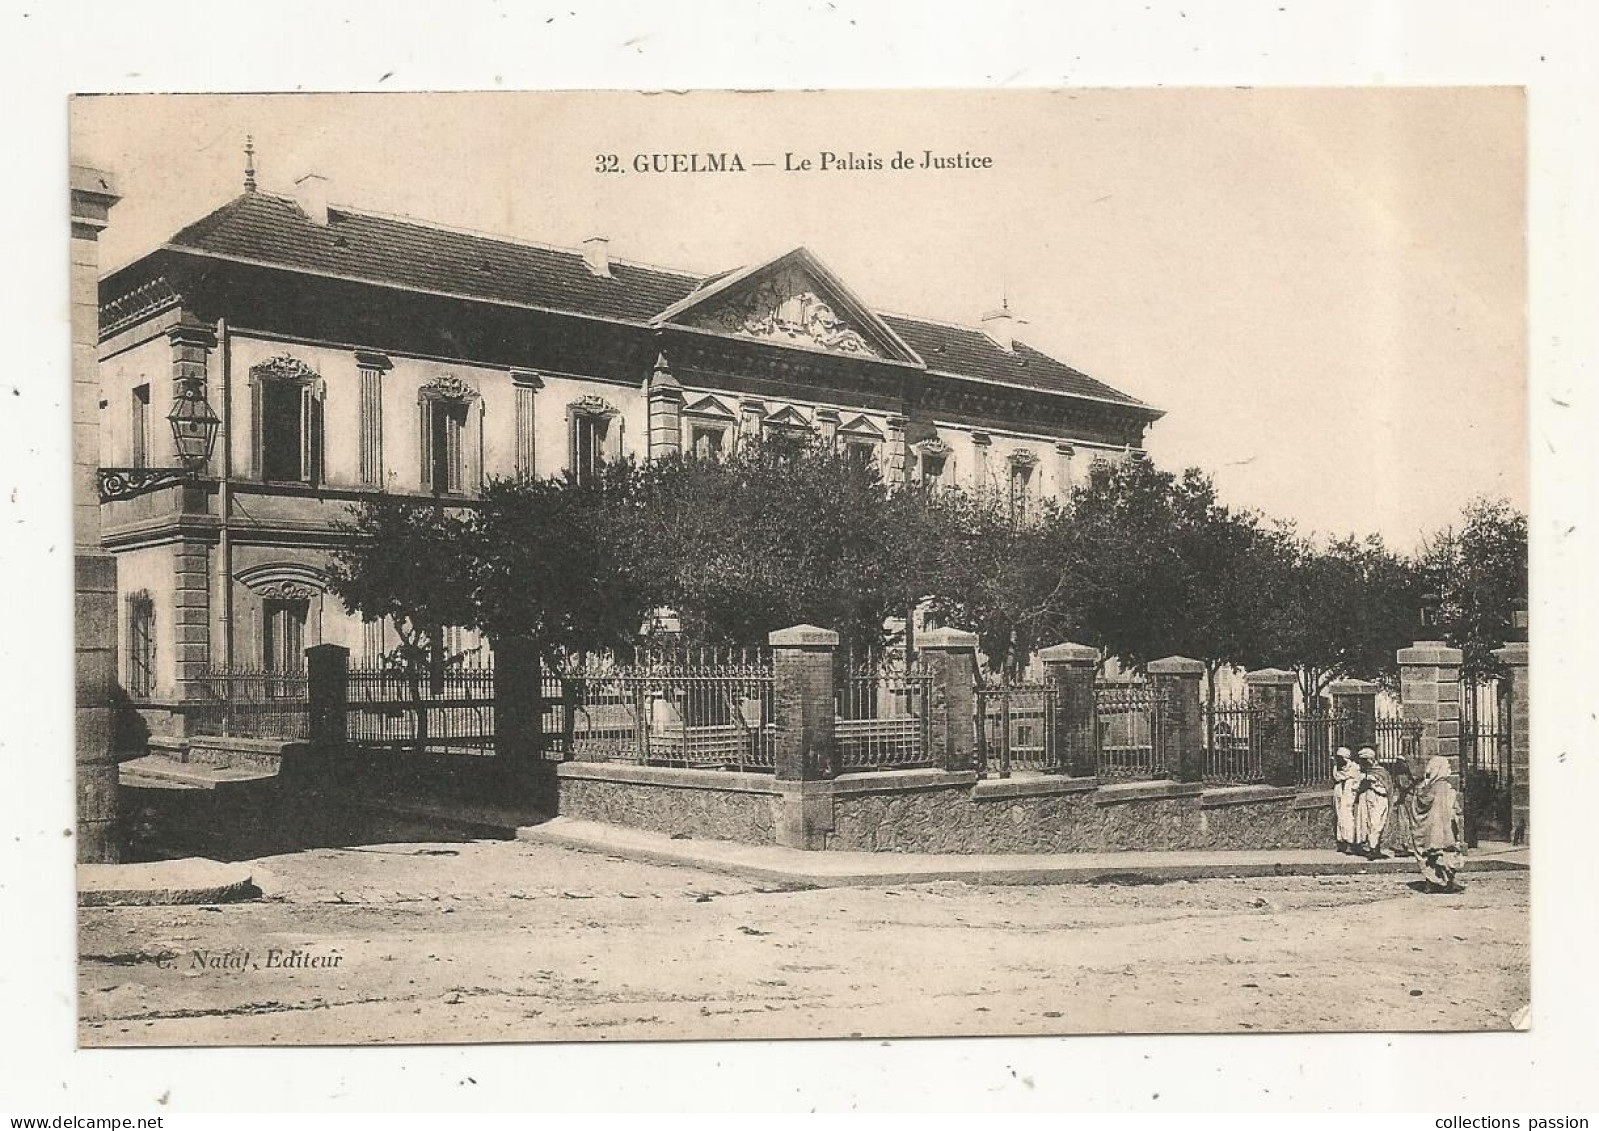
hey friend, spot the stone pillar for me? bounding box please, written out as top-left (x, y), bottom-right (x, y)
top-left (1492, 641), bottom-right (1529, 844)
top-left (1148, 656), bottom-right (1204, 782)
top-left (306, 643), bottom-right (349, 753)
top-left (172, 540), bottom-right (212, 704)
top-left (1397, 640), bottom-right (1464, 772)
top-left (356, 351), bottom-right (392, 487)
top-left (510, 370), bottom-right (543, 478)
top-left (1037, 642), bottom-right (1098, 777)
top-left (492, 635), bottom-right (542, 766)
top-left (814, 408), bottom-right (839, 449)
top-left (1054, 441), bottom-right (1076, 500)
top-left (645, 355), bottom-right (683, 461)
top-left (168, 316), bottom-right (219, 472)
top-left (72, 166), bottom-right (121, 862)
top-left (1246, 668), bottom-right (1298, 787)
top-left (770, 625), bottom-right (837, 782)
top-left (970, 432), bottom-right (991, 493)
top-left (1328, 678), bottom-right (1378, 752)
top-left (885, 415), bottom-right (908, 485)
top-left (918, 627), bottom-right (978, 772)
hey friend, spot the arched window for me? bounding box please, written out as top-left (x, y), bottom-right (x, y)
top-left (249, 355), bottom-right (325, 485)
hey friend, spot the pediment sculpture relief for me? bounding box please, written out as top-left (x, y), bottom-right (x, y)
top-left (688, 266), bottom-right (882, 357)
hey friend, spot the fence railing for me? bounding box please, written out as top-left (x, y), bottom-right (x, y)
top-left (1293, 705), bottom-right (1353, 786)
top-left (1374, 714), bottom-right (1424, 767)
top-left (835, 653), bottom-right (933, 773)
top-left (1203, 698), bottom-right (1264, 784)
top-left (558, 653), bottom-right (776, 772)
top-left (1095, 679), bottom-right (1162, 780)
top-left (345, 659), bottom-right (496, 756)
top-left (186, 667), bottom-right (310, 740)
top-left (975, 680), bottom-right (1051, 777)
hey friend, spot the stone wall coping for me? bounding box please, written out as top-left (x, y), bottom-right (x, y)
top-left (822, 769), bottom-right (980, 797)
top-left (555, 760), bottom-right (782, 795)
top-left (1397, 643), bottom-right (1463, 665)
top-left (768, 624), bottom-right (840, 648)
top-left (1491, 642), bottom-right (1529, 666)
top-left (917, 627), bottom-right (979, 650)
top-left (186, 735), bottom-right (304, 756)
top-left (1037, 642), bottom-right (1099, 665)
top-left (1327, 678), bottom-right (1380, 694)
top-left (1291, 789), bottom-right (1334, 811)
top-left (1092, 779), bottom-right (1206, 806)
top-left (1244, 667), bottom-right (1296, 686)
top-left (1147, 656), bottom-right (1204, 676)
top-left (972, 774), bottom-right (1099, 801)
top-left (1198, 784), bottom-right (1302, 809)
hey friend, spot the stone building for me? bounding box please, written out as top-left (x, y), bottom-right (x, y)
top-left (96, 166), bottom-right (1162, 731)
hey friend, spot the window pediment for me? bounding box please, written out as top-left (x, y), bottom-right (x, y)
top-left (418, 373), bottom-right (480, 402)
top-left (682, 394), bottom-right (737, 420)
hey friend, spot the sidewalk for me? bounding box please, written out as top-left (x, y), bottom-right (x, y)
top-left (517, 816), bottom-right (1530, 889)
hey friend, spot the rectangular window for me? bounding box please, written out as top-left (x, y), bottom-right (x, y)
top-left (690, 424), bottom-right (726, 460)
top-left (362, 618), bottom-right (387, 663)
top-left (920, 453), bottom-right (947, 488)
top-left (572, 414), bottom-right (609, 485)
top-left (130, 384), bottom-right (151, 469)
top-left (126, 592), bottom-right (155, 699)
top-left (844, 440), bottom-right (878, 471)
top-left (429, 401), bottom-right (468, 494)
top-left (262, 598), bottom-right (308, 675)
top-left (1009, 463), bottom-right (1033, 521)
top-left (261, 380), bottom-right (305, 482)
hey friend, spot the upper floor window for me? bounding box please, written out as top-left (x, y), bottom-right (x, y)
top-left (568, 395), bottom-right (621, 486)
top-left (130, 384), bottom-right (151, 469)
top-left (690, 423), bottom-right (727, 460)
top-left (1008, 456), bottom-right (1035, 521)
top-left (418, 374), bottom-right (482, 497)
top-left (249, 355), bottom-right (324, 485)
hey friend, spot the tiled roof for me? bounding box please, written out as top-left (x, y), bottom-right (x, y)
top-left (149, 191), bottom-right (1155, 412)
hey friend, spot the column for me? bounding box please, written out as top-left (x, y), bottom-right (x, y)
top-left (1397, 640), bottom-right (1464, 771)
top-left (1054, 441), bottom-right (1076, 500)
top-left (72, 166), bottom-right (122, 862)
top-left (814, 408), bottom-right (839, 450)
top-left (356, 351), bottom-right (391, 487)
top-left (970, 432), bottom-right (991, 494)
top-left (739, 397), bottom-right (767, 447)
top-left (1039, 641), bottom-right (1099, 777)
top-left (1148, 656), bottom-right (1204, 782)
top-left (510, 370), bottom-right (543, 478)
top-left (168, 316), bottom-right (219, 472)
top-left (919, 627), bottom-right (978, 772)
top-left (1328, 678), bottom-right (1378, 752)
top-left (646, 356), bottom-right (683, 461)
top-left (1492, 641), bottom-right (1529, 844)
top-left (172, 541), bottom-right (212, 705)
top-left (1246, 668), bottom-right (1298, 787)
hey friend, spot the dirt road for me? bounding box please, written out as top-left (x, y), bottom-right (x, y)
top-left (79, 832), bottom-right (1529, 1045)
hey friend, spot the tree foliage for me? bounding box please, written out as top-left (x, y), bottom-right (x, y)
top-left (1416, 496), bottom-right (1529, 677)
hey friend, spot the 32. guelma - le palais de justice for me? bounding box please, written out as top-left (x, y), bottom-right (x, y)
top-left (94, 157), bottom-right (1163, 735)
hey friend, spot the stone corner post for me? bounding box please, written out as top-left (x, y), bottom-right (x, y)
top-left (492, 635), bottom-right (543, 763)
top-left (645, 354), bottom-right (683, 462)
top-left (1328, 678), bottom-right (1379, 753)
top-left (305, 643), bottom-right (350, 754)
top-left (918, 627), bottom-right (978, 772)
top-left (1038, 641), bottom-right (1099, 777)
top-left (73, 166), bottom-right (122, 862)
top-left (1245, 667), bottom-right (1298, 787)
top-left (1148, 655), bottom-right (1204, 782)
top-left (769, 624), bottom-right (838, 850)
top-left (1491, 641), bottom-right (1529, 845)
top-left (1396, 640), bottom-right (1464, 772)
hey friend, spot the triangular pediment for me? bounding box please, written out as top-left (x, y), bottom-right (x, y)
top-left (763, 405), bottom-right (814, 432)
top-left (653, 248), bottom-right (924, 366)
top-left (837, 414), bottom-right (884, 439)
top-left (682, 394), bottom-right (737, 419)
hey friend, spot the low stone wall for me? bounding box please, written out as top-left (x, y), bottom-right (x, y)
top-left (555, 762), bottom-right (1335, 853)
top-left (556, 762), bottom-right (781, 846)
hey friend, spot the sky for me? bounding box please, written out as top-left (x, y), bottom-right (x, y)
top-left (71, 88), bottom-right (1527, 552)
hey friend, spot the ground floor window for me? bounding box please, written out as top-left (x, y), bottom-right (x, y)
top-left (690, 423), bottom-right (727, 460)
top-left (262, 597), bottom-right (308, 675)
top-left (126, 591), bottom-right (155, 699)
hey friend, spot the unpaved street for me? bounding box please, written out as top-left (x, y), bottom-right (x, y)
top-left (80, 830), bottom-right (1529, 1045)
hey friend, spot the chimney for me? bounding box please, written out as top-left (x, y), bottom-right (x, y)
top-left (294, 172), bottom-right (331, 226)
top-left (583, 235), bottom-right (612, 278)
top-left (981, 303), bottom-right (1015, 352)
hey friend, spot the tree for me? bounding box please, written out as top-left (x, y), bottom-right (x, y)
top-left (1415, 497), bottom-right (1529, 678)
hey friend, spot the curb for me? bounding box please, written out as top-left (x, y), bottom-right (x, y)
top-left (78, 858), bottom-right (260, 907)
top-left (518, 820), bottom-right (1529, 890)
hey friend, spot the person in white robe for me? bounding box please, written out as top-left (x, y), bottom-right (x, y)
top-left (1332, 747), bottom-right (1361, 853)
top-left (1354, 747), bottom-right (1393, 859)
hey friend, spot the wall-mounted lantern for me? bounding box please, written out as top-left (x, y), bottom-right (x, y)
top-left (97, 374), bottom-right (221, 501)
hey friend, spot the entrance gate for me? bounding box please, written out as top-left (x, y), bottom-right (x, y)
top-left (1460, 675), bottom-right (1512, 845)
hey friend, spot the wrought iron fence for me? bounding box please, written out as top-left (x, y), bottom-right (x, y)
top-left (1374, 714), bottom-right (1423, 766)
top-left (559, 650), bottom-right (776, 772)
top-left (1460, 675), bottom-right (1512, 843)
top-left (1203, 698), bottom-right (1264, 783)
top-left (1293, 704), bottom-right (1353, 786)
top-left (345, 657), bottom-right (496, 756)
top-left (834, 651), bottom-right (933, 773)
top-left (1095, 679), bottom-right (1162, 779)
top-left (186, 667), bottom-right (311, 740)
top-left (975, 680), bottom-right (1052, 777)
